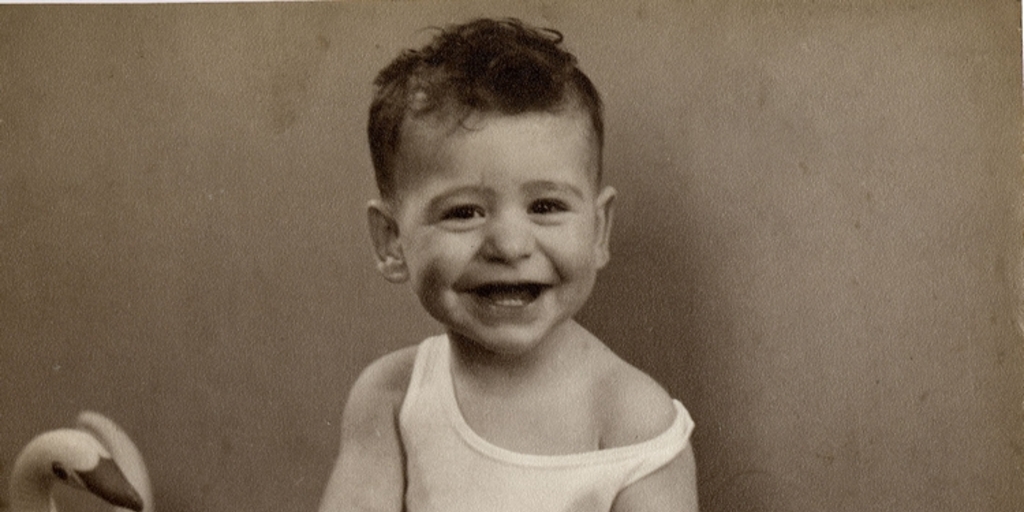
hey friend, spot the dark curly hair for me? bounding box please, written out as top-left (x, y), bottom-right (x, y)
top-left (368, 18), bottom-right (604, 200)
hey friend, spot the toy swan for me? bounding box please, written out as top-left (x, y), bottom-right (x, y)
top-left (9, 411), bottom-right (152, 512)
top-left (73, 412), bottom-right (153, 512)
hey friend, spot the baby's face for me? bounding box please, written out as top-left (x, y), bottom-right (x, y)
top-left (376, 110), bottom-right (615, 356)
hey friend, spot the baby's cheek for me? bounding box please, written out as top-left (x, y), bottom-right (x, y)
top-left (414, 260), bottom-right (445, 295)
top-left (413, 261), bottom-right (457, 317)
top-left (542, 233), bottom-right (595, 267)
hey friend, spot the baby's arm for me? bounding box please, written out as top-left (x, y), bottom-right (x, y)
top-left (602, 365), bottom-right (700, 512)
top-left (611, 445), bottom-right (699, 512)
top-left (318, 347), bottom-right (416, 512)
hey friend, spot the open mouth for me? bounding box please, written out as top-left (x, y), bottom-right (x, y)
top-left (469, 282), bottom-right (549, 307)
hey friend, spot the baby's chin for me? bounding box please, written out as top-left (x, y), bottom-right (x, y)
top-left (443, 315), bottom-right (585, 359)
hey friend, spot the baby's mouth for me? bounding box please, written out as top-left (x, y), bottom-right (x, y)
top-left (469, 283), bottom-right (548, 307)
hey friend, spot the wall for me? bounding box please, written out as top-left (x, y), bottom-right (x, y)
top-left (1, 2), bottom-right (1020, 511)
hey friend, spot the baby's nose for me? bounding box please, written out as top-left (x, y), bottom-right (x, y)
top-left (480, 213), bottom-right (534, 263)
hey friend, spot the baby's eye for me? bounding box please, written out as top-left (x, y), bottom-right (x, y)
top-left (529, 199), bottom-right (569, 215)
top-left (441, 204), bottom-right (485, 221)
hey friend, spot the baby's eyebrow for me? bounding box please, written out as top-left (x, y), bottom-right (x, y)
top-left (425, 185), bottom-right (491, 211)
top-left (523, 180), bottom-right (586, 200)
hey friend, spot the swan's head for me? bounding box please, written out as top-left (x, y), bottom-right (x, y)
top-left (10, 429), bottom-right (144, 512)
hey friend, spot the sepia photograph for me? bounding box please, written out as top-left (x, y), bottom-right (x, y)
top-left (1, 2), bottom-right (1021, 511)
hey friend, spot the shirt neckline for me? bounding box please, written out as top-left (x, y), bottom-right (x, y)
top-left (434, 335), bottom-right (686, 468)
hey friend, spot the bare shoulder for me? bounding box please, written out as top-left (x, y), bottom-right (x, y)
top-left (343, 345), bottom-right (419, 426)
top-left (319, 346), bottom-right (418, 512)
top-left (593, 347), bottom-right (677, 449)
top-left (358, 345), bottom-right (419, 393)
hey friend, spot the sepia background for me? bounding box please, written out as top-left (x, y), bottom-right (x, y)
top-left (1, 2), bottom-right (1021, 511)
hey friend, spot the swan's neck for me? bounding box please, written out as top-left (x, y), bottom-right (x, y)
top-left (9, 461), bottom-right (57, 512)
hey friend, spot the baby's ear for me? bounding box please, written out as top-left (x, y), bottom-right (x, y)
top-left (594, 186), bottom-right (616, 269)
top-left (367, 200), bottom-right (409, 283)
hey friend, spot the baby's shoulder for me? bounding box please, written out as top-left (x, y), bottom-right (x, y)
top-left (591, 350), bottom-right (677, 449)
top-left (346, 345), bottom-right (418, 411)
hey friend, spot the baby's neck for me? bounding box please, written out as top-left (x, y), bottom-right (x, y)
top-left (447, 322), bottom-right (592, 393)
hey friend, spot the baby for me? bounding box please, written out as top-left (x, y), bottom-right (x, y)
top-left (318, 18), bottom-right (698, 512)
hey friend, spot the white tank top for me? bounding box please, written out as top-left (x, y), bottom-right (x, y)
top-left (399, 335), bottom-right (695, 512)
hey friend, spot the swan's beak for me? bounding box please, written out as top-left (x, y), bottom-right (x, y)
top-left (78, 456), bottom-right (145, 511)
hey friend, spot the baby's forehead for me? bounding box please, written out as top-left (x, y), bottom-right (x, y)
top-left (391, 109), bottom-right (602, 195)
top-left (401, 108), bottom-right (600, 161)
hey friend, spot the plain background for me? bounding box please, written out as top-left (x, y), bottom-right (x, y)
top-left (1, 2), bottom-right (1021, 511)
